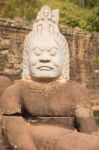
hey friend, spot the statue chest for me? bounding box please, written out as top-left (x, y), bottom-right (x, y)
top-left (21, 87), bottom-right (74, 117)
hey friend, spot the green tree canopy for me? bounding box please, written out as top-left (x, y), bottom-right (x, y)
top-left (0, 0), bottom-right (99, 32)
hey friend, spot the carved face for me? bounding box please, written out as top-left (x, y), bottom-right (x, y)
top-left (43, 8), bottom-right (50, 17)
top-left (28, 40), bottom-right (64, 79)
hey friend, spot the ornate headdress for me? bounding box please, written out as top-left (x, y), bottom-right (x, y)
top-left (22, 5), bottom-right (69, 81)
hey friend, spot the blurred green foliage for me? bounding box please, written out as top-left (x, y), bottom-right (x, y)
top-left (84, 0), bottom-right (99, 7)
top-left (96, 55), bottom-right (99, 62)
top-left (0, 0), bottom-right (42, 20)
top-left (73, 0), bottom-right (99, 8)
top-left (94, 110), bottom-right (99, 126)
top-left (0, 0), bottom-right (99, 32)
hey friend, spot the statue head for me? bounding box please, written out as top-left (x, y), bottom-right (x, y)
top-left (22, 5), bottom-right (69, 81)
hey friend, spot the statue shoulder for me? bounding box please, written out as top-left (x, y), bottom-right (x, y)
top-left (64, 80), bottom-right (90, 106)
top-left (0, 81), bottom-right (22, 115)
top-left (0, 76), bottom-right (12, 97)
top-left (66, 80), bottom-right (89, 94)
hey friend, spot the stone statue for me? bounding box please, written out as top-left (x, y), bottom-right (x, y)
top-left (22, 5), bottom-right (69, 81)
top-left (0, 5), bottom-right (99, 150)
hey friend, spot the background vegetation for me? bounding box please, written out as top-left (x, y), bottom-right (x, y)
top-left (0, 0), bottom-right (99, 31)
top-left (94, 110), bottom-right (99, 126)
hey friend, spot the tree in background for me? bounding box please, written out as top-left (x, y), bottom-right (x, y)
top-left (0, 0), bottom-right (42, 20)
top-left (0, 0), bottom-right (99, 32)
top-left (76, 0), bottom-right (98, 7)
top-left (86, 8), bottom-right (99, 31)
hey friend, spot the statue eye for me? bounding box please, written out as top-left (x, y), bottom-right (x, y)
top-left (34, 48), bottom-right (42, 56)
top-left (49, 48), bottom-right (57, 56)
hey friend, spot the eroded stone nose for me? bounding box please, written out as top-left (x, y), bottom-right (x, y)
top-left (39, 52), bottom-right (51, 63)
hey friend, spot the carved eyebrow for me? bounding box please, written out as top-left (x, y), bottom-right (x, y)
top-left (48, 47), bottom-right (58, 51)
top-left (32, 47), bottom-right (41, 50)
top-left (32, 47), bottom-right (58, 51)
top-left (33, 47), bottom-right (46, 51)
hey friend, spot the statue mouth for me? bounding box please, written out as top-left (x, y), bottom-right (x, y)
top-left (37, 66), bottom-right (53, 71)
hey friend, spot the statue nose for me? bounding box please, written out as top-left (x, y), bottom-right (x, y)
top-left (39, 53), bottom-right (51, 63)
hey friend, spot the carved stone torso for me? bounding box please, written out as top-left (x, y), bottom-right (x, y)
top-left (21, 80), bottom-right (88, 115)
top-left (9, 80), bottom-right (89, 130)
top-left (0, 79), bottom-right (98, 150)
top-left (0, 79), bottom-right (91, 130)
top-left (21, 82), bottom-right (73, 117)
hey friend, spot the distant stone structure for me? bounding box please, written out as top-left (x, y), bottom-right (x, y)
top-left (0, 5), bottom-right (99, 150)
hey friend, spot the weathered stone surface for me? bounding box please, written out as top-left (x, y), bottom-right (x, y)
top-left (61, 27), bottom-right (99, 90)
top-left (0, 18), bottom-right (31, 81)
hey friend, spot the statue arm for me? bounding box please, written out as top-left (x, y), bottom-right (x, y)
top-left (69, 81), bottom-right (98, 135)
top-left (1, 115), bottom-right (37, 150)
top-left (0, 82), bottom-right (37, 149)
top-left (74, 106), bottom-right (98, 135)
top-left (0, 84), bottom-right (21, 116)
top-left (0, 83), bottom-right (23, 149)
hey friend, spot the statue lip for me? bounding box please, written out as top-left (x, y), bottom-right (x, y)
top-left (37, 66), bottom-right (53, 71)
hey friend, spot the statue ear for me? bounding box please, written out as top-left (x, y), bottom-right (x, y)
top-left (51, 9), bottom-right (59, 24)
